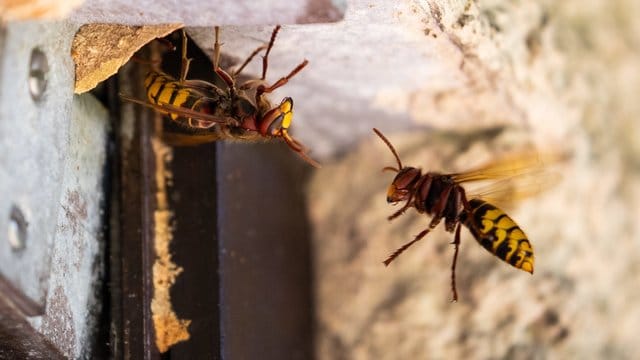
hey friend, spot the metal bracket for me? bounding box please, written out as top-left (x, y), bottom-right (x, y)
top-left (0, 21), bottom-right (108, 358)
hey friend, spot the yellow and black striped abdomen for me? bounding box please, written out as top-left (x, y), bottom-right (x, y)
top-left (144, 72), bottom-right (203, 121)
top-left (463, 199), bottom-right (534, 274)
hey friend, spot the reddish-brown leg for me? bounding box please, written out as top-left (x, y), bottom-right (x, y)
top-left (246, 25), bottom-right (309, 103)
top-left (179, 29), bottom-right (193, 84)
top-left (388, 192), bottom-right (414, 221)
top-left (458, 186), bottom-right (471, 210)
top-left (232, 44), bottom-right (267, 78)
top-left (213, 26), bottom-right (222, 71)
top-left (261, 25), bottom-right (281, 80)
top-left (383, 184), bottom-right (453, 266)
top-left (256, 60), bottom-right (308, 100)
top-left (210, 26), bottom-right (236, 92)
top-left (450, 222), bottom-right (462, 302)
top-left (383, 225), bottom-right (431, 266)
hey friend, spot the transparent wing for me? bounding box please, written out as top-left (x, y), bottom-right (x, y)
top-left (465, 170), bottom-right (562, 208)
top-left (454, 150), bottom-right (569, 207)
top-left (451, 151), bottom-right (568, 183)
top-left (119, 93), bottom-right (237, 127)
top-left (182, 79), bottom-right (225, 93)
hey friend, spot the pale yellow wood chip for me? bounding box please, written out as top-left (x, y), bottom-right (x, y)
top-left (149, 135), bottom-right (192, 352)
top-left (71, 23), bottom-right (182, 94)
top-left (151, 136), bottom-right (191, 353)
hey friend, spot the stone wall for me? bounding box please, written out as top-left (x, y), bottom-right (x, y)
top-left (309, 1), bottom-right (640, 358)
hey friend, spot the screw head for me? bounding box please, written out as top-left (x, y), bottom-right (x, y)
top-left (28, 48), bottom-right (48, 101)
top-left (8, 205), bottom-right (28, 251)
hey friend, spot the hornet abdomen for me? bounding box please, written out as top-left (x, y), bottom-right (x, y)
top-left (462, 199), bottom-right (534, 274)
top-left (144, 71), bottom-right (230, 122)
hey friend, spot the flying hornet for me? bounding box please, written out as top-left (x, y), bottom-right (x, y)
top-left (121, 26), bottom-right (320, 168)
top-left (373, 128), bottom-right (562, 302)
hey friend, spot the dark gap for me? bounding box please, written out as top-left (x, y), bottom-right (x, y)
top-left (113, 28), bottom-right (315, 359)
top-left (155, 30), bottom-right (221, 360)
top-left (87, 75), bottom-right (119, 358)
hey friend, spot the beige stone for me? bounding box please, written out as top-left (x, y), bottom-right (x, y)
top-left (308, 0), bottom-right (640, 359)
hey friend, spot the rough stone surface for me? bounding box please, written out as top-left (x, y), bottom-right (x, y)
top-left (187, 0), bottom-right (571, 159)
top-left (307, 0), bottom-right (640, 359)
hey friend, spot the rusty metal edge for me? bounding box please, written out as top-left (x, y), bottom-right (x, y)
top-left (0, 273), bottom-right (44, 317)
top-left (0, 294), bottom-right (64, 359)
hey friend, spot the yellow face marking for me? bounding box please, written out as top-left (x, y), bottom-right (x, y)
top-left (282, 111), bottom-right (293, 130)
top-left (280, 98), bottom-right (293, 113)
top-left (386, 185), bottom-right (398, 200)
top-left (279, 98), bottom-right (293, 129)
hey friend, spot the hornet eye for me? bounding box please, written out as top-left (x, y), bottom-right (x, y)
top-left (393, 168), bottom-right (420, 190)
top-left (266, 114), bottom-right (285, 135)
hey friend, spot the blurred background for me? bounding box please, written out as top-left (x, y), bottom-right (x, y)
top-left (1, 0), bottom-right (639, 358)
top-left (304, 1), bottom-right (640, 359)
